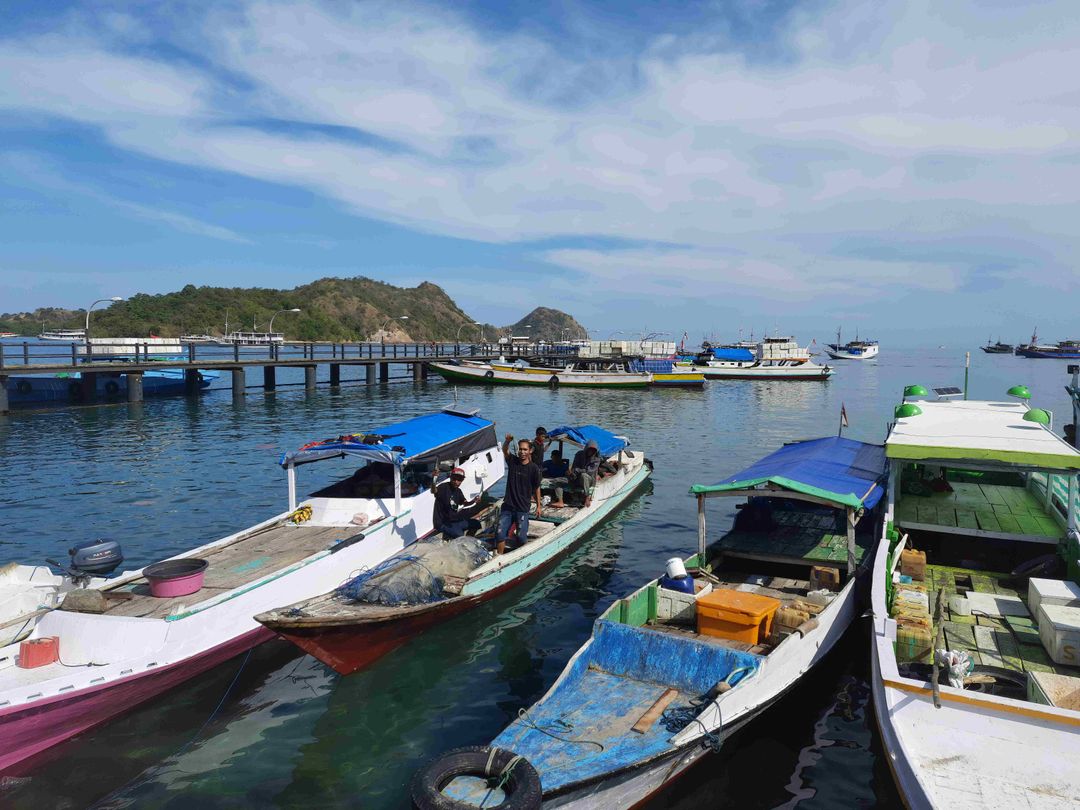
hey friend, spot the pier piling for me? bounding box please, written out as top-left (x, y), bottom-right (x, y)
top-left (127, 371), bottom-right (144, 402)
top-left (80, 372), bottom-right (98, 403)
top-left (413, 362), bottom-right (423, 382)
top-left (329, 363), bottom-right (341, 387)
top-left (379, 362), bottom-right (389, 382)
top-left (366, 364), bottom-right (376, 385)
top-left (231, 368), bottom-right (245, 398)
top-left (263, 366), bottom-right (276, 391)
top-left (0, 376), bottom-right (8, 414)
top-left (304, 365), bottom-right (317, 391)
top-left (184, 369), bottom-right (201, 395)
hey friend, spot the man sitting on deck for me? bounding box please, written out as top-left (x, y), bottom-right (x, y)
top-left (542, 449), bottom-right (570, 508)
top-left (571, 439), bottom-right (616, 508)
top-left (497, 434), bottom-right (542, 554)
top-left (433, 467), bottom-right (482, 539)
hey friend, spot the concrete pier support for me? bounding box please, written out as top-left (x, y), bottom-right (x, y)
top-left (329, 363), bottom-right (341, 387)
top-left (0, 376), bottom-right (8, 414)
top-left (80, 372), bottom-right (98, 403)
top-left (304, 365), bottom-right (317, 391)
top-left (379, 362), bottom-right (390, 382)
top-left (127, 371), bottom-right (144, 402)
top-left (413, 362), bottom-right (424, 382)
top-left (184, 369), bottom-right (201, 395)
top-left (263, 366), bottom-right (276, 391)
top-left (231, 368), bottom-right (245, 398)
top-left (421, 363), bottom-right (430, 380)
top-left (366, 364), bottom-right (376, 385)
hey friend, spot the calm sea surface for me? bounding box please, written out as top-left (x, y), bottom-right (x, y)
top-left (1, 346), bottom-right (1076, 809)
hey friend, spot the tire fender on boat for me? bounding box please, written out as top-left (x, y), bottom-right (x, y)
top-left (68, 381), bottom-right (83, 398)
top-left (15, 380), bottom-right (32, 395)
top-left (548, 375), bottom-right (559, 387)
top-left (484, 370), bottom-right (495, 379)
top-left (410, 746), bottom-right (542, 810)
top-left (104, 380), bottom-right (121, 395)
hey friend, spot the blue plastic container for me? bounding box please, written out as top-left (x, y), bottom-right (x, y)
top-left (659, 574), bottom-right (695, 594)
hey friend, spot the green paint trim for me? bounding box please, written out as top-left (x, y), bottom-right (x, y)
top-left (689, 475), bottom-right (865, 509)
top-left (886, 444), bottom-right (1080, 471)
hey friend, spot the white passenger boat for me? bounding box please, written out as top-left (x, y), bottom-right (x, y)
top-left (0, 408), bottom-right (504, 772)
top-left (872, 390), bottom-right (1080, 808)
top-left (413, 436), bottom-right (887, 809)
top-left (676, 336), bottom-right (833, 380)
top-left (430, 359), bottom-right (652, 388)
top-left (825, 328), bottom-right (879, 360)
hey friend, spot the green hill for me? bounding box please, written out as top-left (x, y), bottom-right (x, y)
top-left (508, 307), bottom-right (588, 342)
top-left (0, 277), bottom-right (583, 343)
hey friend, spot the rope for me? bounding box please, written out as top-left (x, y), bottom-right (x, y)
top-left (478, 752), bottom-right (525, 808)
top-left (516, 707), bottom-right (605, 752)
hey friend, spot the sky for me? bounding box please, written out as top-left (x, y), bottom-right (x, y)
top-left (1, 0), bottom-right (1078, 344)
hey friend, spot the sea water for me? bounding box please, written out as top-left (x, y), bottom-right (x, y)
top-left (0, 346), bottom-right (1074, 808)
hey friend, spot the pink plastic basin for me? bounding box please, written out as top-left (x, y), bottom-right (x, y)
top-left (143, 558), bottom-right (209, 598)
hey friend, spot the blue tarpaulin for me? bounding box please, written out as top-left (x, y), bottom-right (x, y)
top-left (628, 359), bottom-right (675, 374)
top-left (281, 410), bottom-right (496, 467)
top-left (710, 347), bottom-right (755, 361)
top-left (547, 425), bottom-right (628, 457)
top-left (690, 436), bottom-right (886, 510)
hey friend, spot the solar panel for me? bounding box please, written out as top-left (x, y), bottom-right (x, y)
top-left (934, 386), bottom-right (963, 398)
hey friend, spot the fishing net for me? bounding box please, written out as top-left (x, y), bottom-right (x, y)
top-left (336, 537), bottom-right (491, 606)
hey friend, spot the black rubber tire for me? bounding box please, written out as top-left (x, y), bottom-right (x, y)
top-left (410, 746), bottom-right (542, 810)
top-left (1011, 553), bottom-right (1063, 583)
top-left (68, 381), bottom-right (83, 398)
top-left (896, 663), bottom-right (1028, 700)
top-left (15, 380), bottom-right (32, 395)
top-left (484, 370), bottom-right (494, 379)
top-left (548, 375), bottom-right (559, 387)
top-left (104, 380), bottom-right (121, 396)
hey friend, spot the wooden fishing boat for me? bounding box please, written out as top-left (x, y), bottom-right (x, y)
top-left (825, 328), bottom-right (879, 360)
top-left (413, 436), bottom-right (887, 809)
top-left (429, 359), bottom-right (651, 388)
top-left (871, 390), bottom-right (1080, 808)
top-left (0, 408), bottom-right (503, 773)
top-left (256, 425), bottom-right (652, 674)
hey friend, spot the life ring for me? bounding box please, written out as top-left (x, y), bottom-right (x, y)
top-left (548, 375), bottom-right (560, 387)
top-left (484, 370), bottom-right (495, 379)
top-left (68, 381), bottom-right (83, 398)
top-left (15, 380), bottom-right (32, 395)
top-left (410, 746), bottom-right (541, 810)
top-left (104, 380), bottom-right (121, 396)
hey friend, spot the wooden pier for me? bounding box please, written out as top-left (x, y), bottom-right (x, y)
top-left (0, 340), bottom-right (573, 412)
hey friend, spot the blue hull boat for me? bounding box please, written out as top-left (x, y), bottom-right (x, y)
top-left (6, 368), bottom-right (216, 405)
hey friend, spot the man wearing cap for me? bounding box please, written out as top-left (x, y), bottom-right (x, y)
top-left (571, 439), bottom-right (615, 508)
top-left (433, 467), bottom-right (482, 539)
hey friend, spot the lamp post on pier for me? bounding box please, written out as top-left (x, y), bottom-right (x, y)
top-left (379, 315), bottom-right (409, 345)
top-left (269, 308), bottom-right (301, 335)
top-left (85, 296), bottom-right (124, 354)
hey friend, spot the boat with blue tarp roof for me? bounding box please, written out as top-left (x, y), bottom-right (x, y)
top-left (257, 424), bottom-right (652, 674)
top-left (412, 436), bottom-right (887, 809)
top-left (0, 407), bottom-right (504, 772)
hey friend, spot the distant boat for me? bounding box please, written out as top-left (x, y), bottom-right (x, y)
top-left (675, 336), bottom-right (833, 380)
top-left (213, 331), bottom-right (285, 346)
top-left (980, 337), bottom-right (1013, 354)
top-left (430, 359), bottom-right (652, 388)
top-left (825, 328), bottom-right (879, 360)
top-left (1016, 338), bottom-right (1080, 359)
top-left (0, 332), bottom-right (17, 339)
top-left (38, 328), bottom-right (86, 341)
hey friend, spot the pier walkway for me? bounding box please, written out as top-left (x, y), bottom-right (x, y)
top-left (0, 339), bottom-right (573, 411)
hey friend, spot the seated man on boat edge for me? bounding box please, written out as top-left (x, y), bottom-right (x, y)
top-left (433, 466), bottom-right (483, 539)
top-left (498, 434), bottom-right (542, 555)
top-left (571, 439), bottom-right (617, 508)
top-left (542, 449), bottom-right (569, 508)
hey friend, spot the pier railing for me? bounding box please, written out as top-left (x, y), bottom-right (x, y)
top-left (0, 339), bottom-right (578, 370)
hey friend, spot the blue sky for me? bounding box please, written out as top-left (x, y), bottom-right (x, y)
top-left (1, 0), bottom-right (1078, 344)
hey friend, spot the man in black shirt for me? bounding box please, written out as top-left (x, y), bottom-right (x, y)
top-left (497, 434), bottom-right (542, 554)
top-left (433, 467), bottom-right (482, 539)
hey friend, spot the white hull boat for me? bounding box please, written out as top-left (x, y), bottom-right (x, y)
top-left (0, 408), bottom-right (503, 772)
top-left (825, 329), bottom-right (879, 360)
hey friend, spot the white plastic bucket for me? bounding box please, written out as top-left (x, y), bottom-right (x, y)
top-left (665, 557), bottom-right (688, 579)
top-left (949, 595), bottom-right (972, 616)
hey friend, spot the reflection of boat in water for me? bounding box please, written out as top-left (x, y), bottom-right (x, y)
top-left (418, 437), bottom-right (887, 809)
top-left (0, 409), bottom-right (504, 772)
top-left (257, 425), bottom-right (652, 675)
top-left (825, 328), bottom-right (879, 360)
top-left (676, 336), bottom-right (833, 380)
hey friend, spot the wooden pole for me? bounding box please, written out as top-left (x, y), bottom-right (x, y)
top-left (287, 463), bottom-right (297, 511)
top-left (127, 371), bottom-right (143, 402)
top-left (846, 507), bottom-right (857, 575)
top-left (697, 494), bottom-right (706, 564)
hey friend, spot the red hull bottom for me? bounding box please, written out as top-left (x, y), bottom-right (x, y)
top-left (0, 626), bottom-right (274, 774)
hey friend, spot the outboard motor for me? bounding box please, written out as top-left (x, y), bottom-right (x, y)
top-left (48, 539), bottom-right (124, 585)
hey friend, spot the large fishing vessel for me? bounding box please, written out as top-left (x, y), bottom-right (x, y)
top-left (0, 408), bottom-right (504, 772)
top-left (824, 328), bottom-right (879, 360)
top-left (980, 337), bottom-right (1014, 354)
top-left (415, 436), bottom-right (887, 809)
top-left (871, 389), bottom-right (1080, 808)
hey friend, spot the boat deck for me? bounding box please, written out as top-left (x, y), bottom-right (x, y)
top-left (894, 482), bottom-right (1063, 543)
top-left (715, 509), bottom-right (871, 569)
top-left (924, 563), bottom-right (1076, 677)
top-left (104, 524), bottom-right (360, 620)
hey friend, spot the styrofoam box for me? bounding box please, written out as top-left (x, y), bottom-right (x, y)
top-left (1038, 603), bottom-right (1080, 666)
top-left (1029, 578), bottom-right (1080, 619)
top-left (656, 582), bottom-right (713, 624)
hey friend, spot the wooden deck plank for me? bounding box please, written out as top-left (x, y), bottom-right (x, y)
top-left (979, 485), bottom-right (1007, 505)
top-left (975, 511), bottom-right (1001, 532)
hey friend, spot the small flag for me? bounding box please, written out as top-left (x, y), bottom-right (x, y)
top-left (840, 404), bottom-right (849, 428)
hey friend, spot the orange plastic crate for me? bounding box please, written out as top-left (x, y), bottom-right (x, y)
top-left (696, 590), bottom-right (781, 644)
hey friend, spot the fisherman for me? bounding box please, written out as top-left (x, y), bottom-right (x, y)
top-left (497, 433), bottom-right (542, 554)
top-left (571, 439), bottom-right (616, 508)
top-left (531, 426), bottom-right (549, 464)
top-left (542, 449), bottom-right (569, 508)
top-left (433, 467), bottom-right (482, 539)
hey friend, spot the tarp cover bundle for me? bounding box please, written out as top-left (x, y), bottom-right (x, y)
top-left (709, 347), bottom-right (755, 362)
top-left (690, 436), bottom-right (887, 510)
top-left (281, 410), bottom-right (497, 468)
top-left (547, 425), bottom-right (628, 458)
